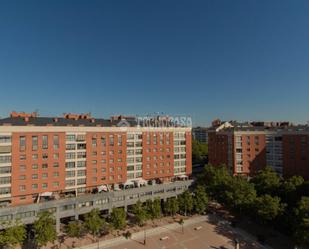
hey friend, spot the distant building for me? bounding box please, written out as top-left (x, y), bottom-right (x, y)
top-left (208, 121), bottom-right (309, 179)
top-left (192, 127), bottom-right (209, 143)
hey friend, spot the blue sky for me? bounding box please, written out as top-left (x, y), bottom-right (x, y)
top-left (0, 0), bottom-right (308, 126)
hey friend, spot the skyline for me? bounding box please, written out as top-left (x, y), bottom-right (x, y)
top-left (0, 0), bottom-right (309, 126)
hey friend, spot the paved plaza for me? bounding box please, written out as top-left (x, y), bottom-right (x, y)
top-left (78, 215), bottom-right (267, 249)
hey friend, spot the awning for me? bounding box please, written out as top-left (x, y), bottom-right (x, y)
top-left (138, 179), bottom-right (147, 184)
top-left (98, 185), bottom-right (108, 192)
top-left (178, 175), bottom-right (188, 179)
top-left (40, 192), bottom-right (53, 197)
top-left (124, 180), bottom-right (135, 186)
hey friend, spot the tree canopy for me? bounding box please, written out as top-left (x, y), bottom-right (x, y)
top-left (164, 198), bottom-right (179, 217)
top-left (84, 209), bottom-right (105, 239)
top-left (192, 139), bottom-right (208, 165)
top-left (110, 208), bottom-right (126, 230)
top-left (0, 221), bottom-right (26, 249)
top-left (193, 185), bottom-right (208, 214)
top-left (33, 211), bottom-right (57, 247)
top-left (250, 167), bottom-right (281, 196)
top-left (178, 190), bottom-right (194, 216)
top-left (132, 200), bottom-right (148, 226)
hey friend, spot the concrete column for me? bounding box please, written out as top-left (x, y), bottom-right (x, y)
top-left (56, 208), bottom-right (60, 234)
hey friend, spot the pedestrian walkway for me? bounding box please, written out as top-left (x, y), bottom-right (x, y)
top-left (77, 215), bottom-right (272, 249)
top-left (78, 216), bottom-right (207, 249)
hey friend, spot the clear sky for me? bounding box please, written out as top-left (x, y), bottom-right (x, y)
top-left (0, 0), bottom-right (308, 126)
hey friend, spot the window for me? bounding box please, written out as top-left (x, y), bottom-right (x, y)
top-left (77, 152), bottom-right (86, 158)
top-left (0, 136), bottom-right (11, 143)
top-left (77, 143), bottom-right (86, 150)
top-left (32, 136), bottom-right (38, 151)
top-left (42, 173), bottom-right (48, 179)
top-left (42, 154), bottom-right (48, 160)
top-left (19, 136), bottom-right (26, 151)
top-left (66, 135), bottom-right (75, 141)
top-left (42, 135), bottom-right (48, 149)
top-left (101, 136), bottom-right (106, 146)
top-left (0, 155), bottom-right (11, 163)
top-left (77, 161), bottom-right (86, 167)
top-left (109, 135), bottom-right (114, 146)
top-left (42, 163), bottom-right (48, 169)
top-left (66, 152), bottom-right (75, 159)
top-left (53, 172), bottom-right (59, 177)
top-left (0, 177), bottom-right (11, 184)
top-left (53, 135), bottom-right (59, 149)
top-left (53, 153), bottom-right (59, 159)
top-left (66, 144), bottom-right (76, 150)
top-left (66, 180), bottom-right (75, 187)
top-left (0, 187), bottom-right (11, 195)
top-left (42, 183), bottom-right (48, 189)
top-left (77, 170), bottom-right (86, 176)
top-left (66, 162), bottom-right (75, 168)
top-left (76, 134), bottom-right (86, 141)
top-left (117, 135), bottom-right (122, 146)
top-left (77, 178), bottom-right (86, 185)
top-left (19, 165), bottom-right (26, 171)
top-left (92, 137), bottom-right (97, 147)
top-left (53, 182), bottom-right (59, 187)
top-left (66, 171), bottom-right (75, 177)
top-left (19, 154), bottom-right (26, 160)
top-left (53, 162), bottom-right (59, 168)
top-left (32, 154), bottom-right (38, 160)
top-left (0, 167), bottom-right (11, 174)
top-left (32, 184), bottom-right (38, 189)
top-left (19, 185), bottom-right (26, 191)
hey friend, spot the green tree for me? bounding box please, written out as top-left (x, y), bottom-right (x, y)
top-left (152, 198), bottom-right (162, 219)
top-left (33, 211), bottom-right (57, 247)
top-left (164, 198), bottom-right (179, 217)
top-left (193, 185), bottom-right (208, 214)
top-left (280, 176), bottom-right (304, 205)
top-left (132, 200), bottom-right (148, 226)
top-left (294, 197), bottom-right (309, 245)
top-left (84, 209), bottom-right (104, 241)
top-left (254, 194), bottom-right (286, 223)
top-left (110, 208), bottom-right (126, 230)
top-left (224, 176), bottom-right (256, 214)
top-left (0, 221), bottom-right (26, 249)
top-left (250, 167), bottom-right (281, 195)
top-left (66, 220), bottom-right (84, 245)
top-left (145, 198), bottom-right (161, 220)
top-left (178, 190), bottom-right (194, 216)
top-left (192, 139), bottom-right (208, 165)
top-left (199, 164), bottom-right (231, 203)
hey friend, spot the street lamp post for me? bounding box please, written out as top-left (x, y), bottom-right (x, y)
top-left (179, 218), bottom-right (184, 234)
top-left (144, 229), bottom-right (146, 245)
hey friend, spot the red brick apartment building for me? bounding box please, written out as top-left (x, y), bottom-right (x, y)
top-left (208, 122), bottom-right (309, 179)
top-left (0, 112), bottom-right (192, 206)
